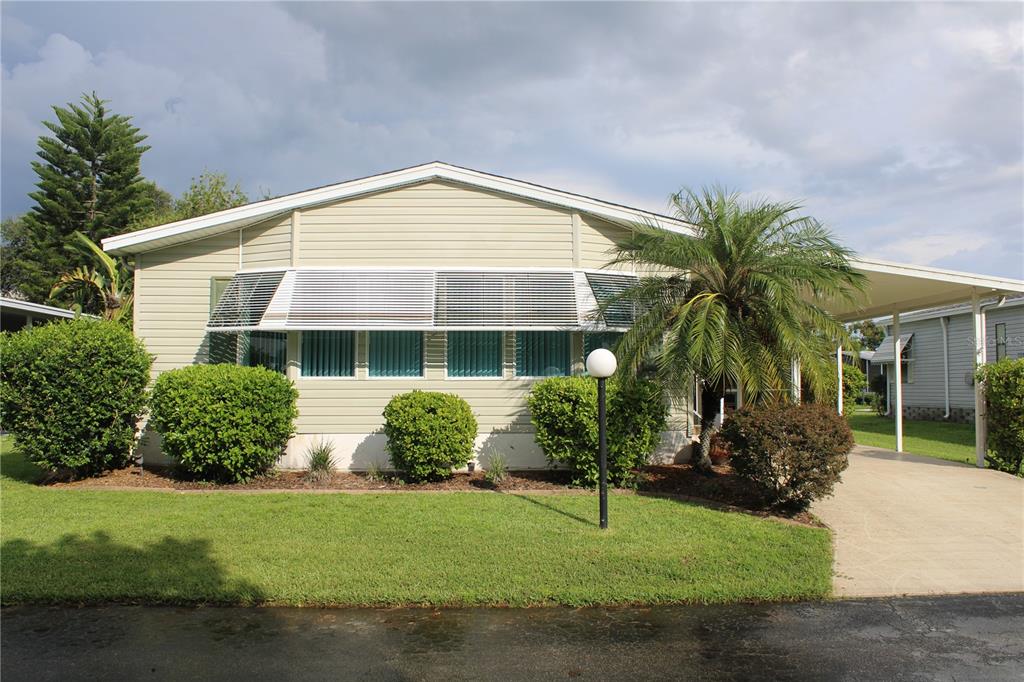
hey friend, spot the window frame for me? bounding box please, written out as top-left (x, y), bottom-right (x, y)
top-left (367, 330), bottom-right (425, 379)
top-left (444, 331), bottom-right (505, 380)
top-left (299, 330), bottom-right (357, 380)
top-left (995, 323), bottom-right (1007, 361)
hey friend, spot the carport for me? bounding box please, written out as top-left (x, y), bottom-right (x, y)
top-left (823, 258), bottom-right (1024, 466)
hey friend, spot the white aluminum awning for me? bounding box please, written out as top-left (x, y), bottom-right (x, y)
top-left (206, 267), bottom-right (637, 332)
top-left (871, 333), bottom-right (914, 363)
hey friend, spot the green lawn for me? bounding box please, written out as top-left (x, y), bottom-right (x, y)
top-left (0, 437), bottom-right (831, 607)
top-left (846, 407), bottom-right (975, 465)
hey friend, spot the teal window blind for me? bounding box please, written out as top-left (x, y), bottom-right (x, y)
top-left (244, 331), bottom-right (287, 374)
top-left (369, 331), bottom-right (423, 377)
top-left (584, 331), bottom-right (623, 357)
top-left (302, 331), bottom-right (355, 377)
top-left (447, 331), bottom-right (502, 378)
top-left (515, 331), bottom-right (570, 377)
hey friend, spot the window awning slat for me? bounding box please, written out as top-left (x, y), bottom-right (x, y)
top-left (205, 268), bottom-right (638, 332)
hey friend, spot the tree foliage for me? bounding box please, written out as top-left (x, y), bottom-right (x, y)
top-left (850, 320), bottom-right (885, 351)
top-left (9, 93), bottom-right (153, 305)
top-left (50, 232), bottom-right (135, 324)
top-left (977, 358), bottom-right (1024, 476)
top-left (606, 186), bottom-right (865, 469)
top-left (136, 171), bottom-right (250, 228)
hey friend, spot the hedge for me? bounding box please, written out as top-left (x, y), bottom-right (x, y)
top-left (527, 377), bottom-right (668, 487)
top-left (149, 364), bottom-right (298, 482)
top-left (383, 390), bottom-right (478, 482)
top-left (0, 319), bottom-right (151, 477)
top-left (977, 358), bottom-right (1024, 476)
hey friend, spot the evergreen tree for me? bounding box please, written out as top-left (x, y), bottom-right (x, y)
top-left (12, 93), bottom-right (152, 304)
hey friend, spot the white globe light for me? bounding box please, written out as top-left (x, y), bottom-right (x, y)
top-left (586, 348), bottom-right (618, 378)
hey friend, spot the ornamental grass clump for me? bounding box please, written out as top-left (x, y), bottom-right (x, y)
top-left (0, 319), bottom-right (151, 477)
top-left (149, 364), bottom-right (298, 483)
top-left (383, 390), bottom-right (478, 482)
top-left (305, 441), bottom-right (336, 483)
top-left (721, 403), bottom-right (854, 511)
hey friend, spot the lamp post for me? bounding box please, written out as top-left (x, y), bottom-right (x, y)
top-left (586, 348), bottom-right (617, 530)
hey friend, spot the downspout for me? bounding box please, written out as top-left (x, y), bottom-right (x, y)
top-left (940, 317), bottom-right (950, 419)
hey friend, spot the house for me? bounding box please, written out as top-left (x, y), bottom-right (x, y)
top-left (0, 297), bottom-right (78, 332)
top-left (104, 162), bottom-right (1024, 468)
top-left (872, 296), bottom-right (1024, 422)
top-left (105, 163), bottom-right (698, 470)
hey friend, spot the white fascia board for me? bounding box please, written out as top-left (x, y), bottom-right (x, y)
top-left (0, 297), bottom-right (78, 318)
top-left (103, 162), bottom-right (694, 255)
top-left (853, 258), bottom-right (1024, 293)
top-left (873, 295), bottom-right (1024, 326)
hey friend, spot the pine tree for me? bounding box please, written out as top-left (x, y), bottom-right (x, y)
top-left (11, 93), bottom-right (153, 304)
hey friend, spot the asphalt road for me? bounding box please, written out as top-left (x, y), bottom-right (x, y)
top-left (3, 594), bottom-right (1022, 680)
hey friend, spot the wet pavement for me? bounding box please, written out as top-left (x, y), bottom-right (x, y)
top-left (3, 594), bottom-right (1022, 680)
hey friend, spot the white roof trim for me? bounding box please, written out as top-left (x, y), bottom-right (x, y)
top-left (103, 161), bottom-right (693, 255)
top-left (0, 297), bottom-right (78, 319)
top-left (852, 258), bottom-right (1024, 293)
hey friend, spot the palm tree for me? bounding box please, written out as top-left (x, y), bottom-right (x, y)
top-left (50, 232), bottom-right (134, 325)
top-left (607, 187), bottom-right (865, 471)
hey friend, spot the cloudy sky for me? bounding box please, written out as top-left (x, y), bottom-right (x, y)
top-left (2, 2), bottom-right (1022, 277)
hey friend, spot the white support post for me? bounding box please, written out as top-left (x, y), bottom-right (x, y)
top-left (286, 332), bottom-right (300, 381)
top-left (893, 311), bottom-right (903, 453)
top-left (972, 292), bottom-right (987, 468)
top-left (836, 345), bottom-right (844, 416)
top-left (736, 382), bottom-right (744, 410)
top-left (790, 358), bottom-right (802, 403)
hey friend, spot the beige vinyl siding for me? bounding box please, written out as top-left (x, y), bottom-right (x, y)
top-left (134, 232), bottom-right (239, 374)
top-left (578, 214), bottom-right (632, 270)
top-left (241, 215), bottom-right (292, 268)
top-left (298, 180), bottom-right (573, 267)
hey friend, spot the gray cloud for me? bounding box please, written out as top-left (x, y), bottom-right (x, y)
top-left (2, 1), bottom-right (1021, 277)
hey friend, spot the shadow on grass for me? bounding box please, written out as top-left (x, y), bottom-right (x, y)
top-left (2, 531), bottom-right (265, 605)
top-left (0, 442), bottom-right (43, 484)
top-left (509, 493), bottom-right (596, 527)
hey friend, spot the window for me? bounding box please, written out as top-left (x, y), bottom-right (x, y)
top-left (900, 339), bottom-right (913, 384)
top-left (369, 331), bottom-right (423, 377)
top-left (584, 331), bottom-right (623, 357)
top-left (995, 323), bottom-right (1007, 361)
top-left (447, 331), bottom-right (502, 378)
top-left (302, 331), bottom-right (355, 377)
top-left (208, 277), bottom-right (238, 364)
top-left (243, 331), bottom-right (287, 374)
top-left (515, 331), bottom-right (570, 377)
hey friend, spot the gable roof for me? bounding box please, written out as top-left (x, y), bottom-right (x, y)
top-left (102, 161), bottom-right (694, 255)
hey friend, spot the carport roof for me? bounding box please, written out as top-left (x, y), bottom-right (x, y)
top-left (825, 258), bottom-right (1024, 321)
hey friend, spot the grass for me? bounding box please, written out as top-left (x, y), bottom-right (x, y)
top-left (0, 436), bottom-right (831, 607)
top-left (846, 406), bottom-right (975, 465)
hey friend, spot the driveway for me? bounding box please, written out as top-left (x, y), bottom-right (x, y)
top-left (813, 445), bottom-right (1024, 597)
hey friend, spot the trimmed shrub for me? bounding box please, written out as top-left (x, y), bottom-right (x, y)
top-left (383, 391), bottom-right (477, 482)
top-left (721, 403), bottom-right (853, 510)
top-left (977, 358), bottom-right (1024, 476)
top-left (527, 377), bottom-right (668, 487)
top-left (0, 319), bottom-right (151, 477)
top-left (149, 364), bottom-right (298, 482)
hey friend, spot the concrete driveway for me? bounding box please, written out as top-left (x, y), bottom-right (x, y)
top-left (813, 445), bottom-right (1024, 598)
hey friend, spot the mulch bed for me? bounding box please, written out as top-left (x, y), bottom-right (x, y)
top-left (41, 462), bottom-right (820, 526)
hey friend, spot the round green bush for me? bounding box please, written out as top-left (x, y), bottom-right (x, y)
top-left (720, 403), bottom-right (853, 510)
top-left (977, 358), bottom-right (1024, 476)
top-left (527, 376), bottom-right (668, 487)
top-left (0, 319), bottom-right (151, 477)
top-left (383, 390), bottom-right (478, 482)
top-left (149, 364), bottom-right (298, 482)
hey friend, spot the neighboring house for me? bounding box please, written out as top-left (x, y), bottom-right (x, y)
top-left (0, 297), bottom-right (78, 332)
top-left (873, 296), bottom-right (1024, 422)
top-left (104, 162), bottom-right (696, 470)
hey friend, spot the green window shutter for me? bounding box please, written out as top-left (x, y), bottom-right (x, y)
top-left (302, 331), bottom-right (355, 377)
top-left (584, 331), bottom-right (623, 357)
top-left (244, 331), bottom-right (287, 374)
top-left (208, 277), bottom-right (237, 364)
top-left (447, 331), bottom-right (502, 378)
top-left (515, 331), bottom-right (570, 377)
top-left (369, 331), bottom-right (423, 377)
